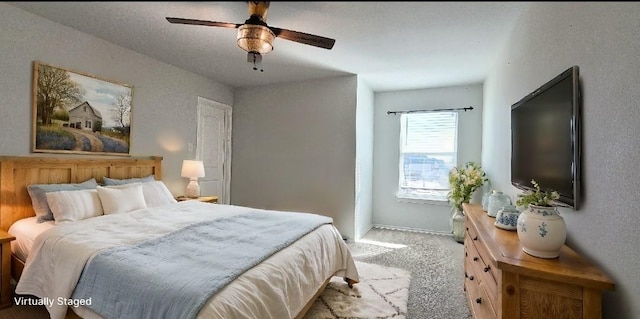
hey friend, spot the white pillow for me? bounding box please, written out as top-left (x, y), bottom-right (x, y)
top-left (103, 181), bottom-right (176, 208)
top-left (97, 183), bottom-right (147, 215)
top-left (46, 189), bottom-right (104, 224)
top-left (28, 178), bottom-right (99, 222)
top-left (141, 181), bottom-right (178, 207)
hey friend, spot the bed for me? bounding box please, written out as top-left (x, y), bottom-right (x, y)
top-left (0, 156), bottom-right (359, 319)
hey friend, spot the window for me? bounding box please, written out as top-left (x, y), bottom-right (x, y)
top-left (397, 112), bottom-right (458, 201)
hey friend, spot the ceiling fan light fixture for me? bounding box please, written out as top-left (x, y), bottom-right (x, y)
top-left (237, 24), bottom-right (275, 54)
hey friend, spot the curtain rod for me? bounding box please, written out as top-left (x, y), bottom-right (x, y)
top-left (386, 106), bottom-right (473, 115)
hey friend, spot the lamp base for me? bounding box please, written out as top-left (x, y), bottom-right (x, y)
top-left (185, 180), bottom-right (201, 198)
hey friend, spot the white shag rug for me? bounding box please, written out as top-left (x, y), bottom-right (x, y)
top-left (304, 261), bottom-right (411, 319)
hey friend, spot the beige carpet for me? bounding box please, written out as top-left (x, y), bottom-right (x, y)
top-left (304, 261), bottom-right (411, 319)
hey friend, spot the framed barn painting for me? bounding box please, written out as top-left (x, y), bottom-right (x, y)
top-left (32, 61), bottom-right (133, 155)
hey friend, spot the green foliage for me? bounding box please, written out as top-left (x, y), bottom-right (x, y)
top-left (515, 179), bottom-right (560, 207)
top-left (52, 109), bottom-right (69, 121)
top-left (36, 64), bottom-right (84, 125)
top-left (447, 162), bottom-right (488, 210)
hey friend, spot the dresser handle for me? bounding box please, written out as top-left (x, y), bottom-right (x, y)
top-left (475, 297), bottom-right (482, 304)
top-left (473, 257), bottom-right (478, 261)
top-left (473, 236), bottom-right (478, 241)
top-left (469, 275), bottom-right (474, 281)
top-left (484, 266), bottom-right (490, 272)
top-left (465, 252), bottom-right (468, 257)
top-left (465, 272), bottom-right (468, 278)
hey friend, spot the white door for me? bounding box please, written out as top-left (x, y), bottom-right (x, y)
top-left (196, 97), bottom-right (232, 204)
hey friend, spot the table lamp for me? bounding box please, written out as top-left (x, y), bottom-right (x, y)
top-left (181, 160), bottom-right (205, 198)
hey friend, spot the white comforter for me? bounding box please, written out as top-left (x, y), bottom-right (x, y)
top-left (15, 201), bottom-right (359, 319)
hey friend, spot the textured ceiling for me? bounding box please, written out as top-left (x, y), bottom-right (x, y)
top-left (9, 2), bottom-right (528, 91)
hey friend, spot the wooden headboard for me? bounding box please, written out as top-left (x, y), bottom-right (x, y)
top-left (0, 156), bottom-right (163, 231)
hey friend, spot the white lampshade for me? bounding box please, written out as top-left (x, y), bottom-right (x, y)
top-left (181, 160), bottom-right (205, 198)
top-left (181, 160), bottom-right (205, 178)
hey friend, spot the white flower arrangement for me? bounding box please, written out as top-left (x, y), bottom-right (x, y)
top-left (515, 179), bottom-right (560, 207)
top-left (448, 162), bottom-right (488, 211)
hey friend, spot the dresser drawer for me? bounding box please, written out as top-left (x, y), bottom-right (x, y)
top-left (466, 219), bottom-right (498, 281)
top-left (465, 231), bottom-right (497, 303)
top-left (465, 258), bottom-right (497, 319)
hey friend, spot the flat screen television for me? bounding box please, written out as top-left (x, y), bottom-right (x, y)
top-left (511, 66), bottom-right (581, 210)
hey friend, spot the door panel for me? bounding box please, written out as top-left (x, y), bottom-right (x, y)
top-left (197, 97), bottom-right (232, 204)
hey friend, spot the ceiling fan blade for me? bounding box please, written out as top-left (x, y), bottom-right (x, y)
top-left (166, 17), bottom-right (241, 29)
top-left (270, 27), bottom-right (335, 50)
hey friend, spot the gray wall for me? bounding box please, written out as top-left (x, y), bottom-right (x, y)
top-left (9, 1), bottom-right (633, 314)
top-left (373, 84), bottom-right (484, 233)
top-left (231, 76), bottom-right (358, 239)
top-left (0, 3), bottom-right (234, 195)
top-left (355, 78), bottom-right (375, 240)
top-left (482, 2), bottom-right (640, 317)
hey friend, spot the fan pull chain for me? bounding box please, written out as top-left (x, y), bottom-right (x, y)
top-left (248, 52), bottom-right (264, 72)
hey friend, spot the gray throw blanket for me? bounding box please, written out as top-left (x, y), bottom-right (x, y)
top-left (70, 210), bottom-right (332, 319)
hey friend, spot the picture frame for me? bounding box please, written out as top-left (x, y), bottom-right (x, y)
top-left (32, 61), bottom-right (133, 156)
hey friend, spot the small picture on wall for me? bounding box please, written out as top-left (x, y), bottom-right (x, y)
top-left (32, 61), bottom-right (133, 155)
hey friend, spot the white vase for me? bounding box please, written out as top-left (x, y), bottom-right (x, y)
top-left (481, 189), bottom-right (493, 212)
top-left (451, 206), bottom-right (466, 243)
top-left (487, 190), bottom-right (512, 218)
top-left (516, 204), bottom-right (567, 258)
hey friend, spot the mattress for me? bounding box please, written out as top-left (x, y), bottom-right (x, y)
top-left (8, 216), bottom-right (55, 262)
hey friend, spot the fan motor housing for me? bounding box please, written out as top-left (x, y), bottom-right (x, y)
top-left (237, 24), bottom-right (275, 54)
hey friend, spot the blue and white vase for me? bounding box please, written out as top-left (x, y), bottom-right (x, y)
top-left (495, 205), bottom-right (520, 230)
top-left (516, 204), bottom-right (567, 258)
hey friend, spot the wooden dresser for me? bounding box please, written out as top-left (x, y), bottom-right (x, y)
top-left (462, 203), bottom-right (615, 319)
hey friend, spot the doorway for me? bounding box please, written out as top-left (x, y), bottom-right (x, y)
top-left (196, 97), bottom-right (232, 204)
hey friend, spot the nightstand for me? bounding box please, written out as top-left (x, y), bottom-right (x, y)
top-left (176, 195), bottom-right (218, 204)
top-left (0, 230), bottom-right (15, 309)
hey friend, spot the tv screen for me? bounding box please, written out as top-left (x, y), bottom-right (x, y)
top-left (511, 66), bottom-right (581, 209)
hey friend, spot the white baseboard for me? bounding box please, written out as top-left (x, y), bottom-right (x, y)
top-left (354, 224), bottom-right (374, 241)
top-left (371, 224), bottom-right (453, 237)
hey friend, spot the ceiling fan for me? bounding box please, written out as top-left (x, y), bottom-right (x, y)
top-left (166, 1), bottom-right (335, 71)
